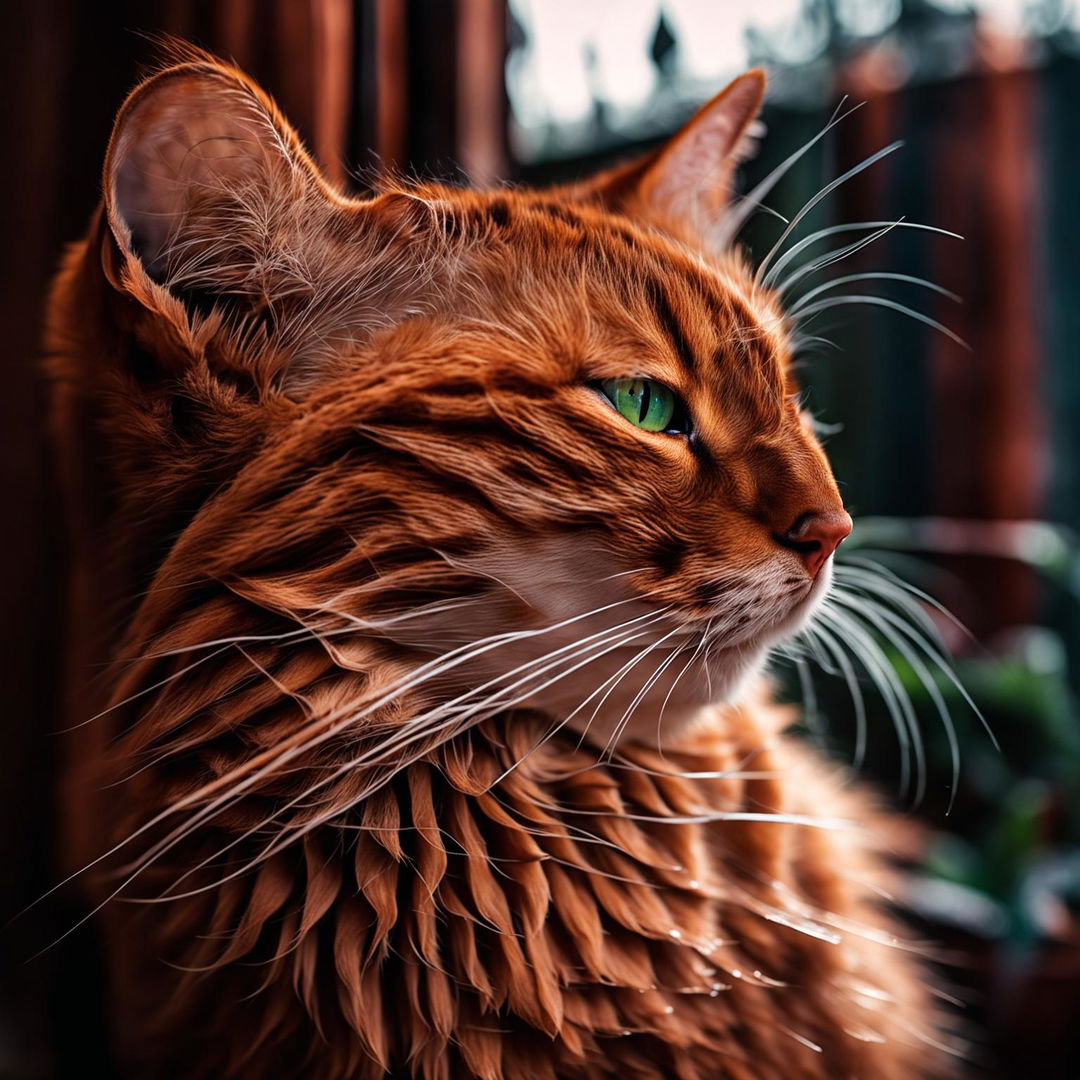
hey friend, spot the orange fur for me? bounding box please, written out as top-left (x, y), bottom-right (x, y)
top-left (44, 53), bottom-right (949, 1078)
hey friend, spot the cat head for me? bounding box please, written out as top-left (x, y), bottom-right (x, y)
top-left (63, 54), bottom-right (850, 747)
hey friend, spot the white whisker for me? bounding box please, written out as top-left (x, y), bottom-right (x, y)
top-left (789, 271), bottom-right (960, 317)
top-left (817, 603), bottom-right (925, 804)
top-left (756, 141), bottom-right (905, 287)
top-left (804, 621), bottom-right (869, 772)
top-left (833, 591), bottom-right (961, 812)
top-left (794, 294), bottom-right (969, 350)
top-left (718, 99), bottom-right (864, 248)
top-left (770, 219), bottom-right (961, 296)
top-left (140, 608), bottom-right (679, 903)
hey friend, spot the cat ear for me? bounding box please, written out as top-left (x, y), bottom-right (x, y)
top-left (574, 70), bottom-right (766, 247)
top-left (103, 59), bottom-right (337, 304)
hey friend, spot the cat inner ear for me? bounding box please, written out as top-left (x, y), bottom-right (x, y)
top-left (575, 70), bottom-right (767, 248)
top-left (101, 61), bottom-right (455, 394)
top-left (104, 61), bottom-right (338, 310)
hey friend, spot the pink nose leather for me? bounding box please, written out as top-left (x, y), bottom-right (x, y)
top-left (783, 510), bottom-right (853, 578)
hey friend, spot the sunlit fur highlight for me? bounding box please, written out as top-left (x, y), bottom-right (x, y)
top-left (44, 51), bottom-right (952, 1079)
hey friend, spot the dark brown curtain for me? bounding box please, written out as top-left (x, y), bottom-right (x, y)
top-left (0, 3), bottom-right (505, 1075)
top-left (925, 59), bottom-right (1044, 636)
top-left (835, 42), bottom-right (1045, 641)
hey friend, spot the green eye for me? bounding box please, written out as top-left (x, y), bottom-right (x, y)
top-left (598, 378), bottom-right (688, 434)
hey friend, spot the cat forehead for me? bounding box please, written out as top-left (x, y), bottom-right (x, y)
top-left (515, 200), bottom-right (786, 376)
top-left (411, 186), bottom-right (785, 351)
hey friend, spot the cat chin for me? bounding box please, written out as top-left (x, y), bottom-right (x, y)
top-left (676, 558), bottom-right (836, 721)
top-left (379, 543), bottom-right (835, 751)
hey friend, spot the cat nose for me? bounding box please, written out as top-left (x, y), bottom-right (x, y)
top-left (777, 510), bottom-right (852, 578)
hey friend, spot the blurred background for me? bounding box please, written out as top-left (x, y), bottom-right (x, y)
top-left (2, 1), bottom-right (1078, 1077)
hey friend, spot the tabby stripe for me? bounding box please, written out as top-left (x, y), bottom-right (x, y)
top-left (486, 198), bottom-right (511, 228)
top-left (650, 536), bottom-right (686, 575)
top-left (645, 276), bottom-right (696, 372)
top-left (364, 413), bottom-right (605, 488)
top-left (688, 431), bottom-right (716, 471)
top-left (534, 202), bottom-right (583, 230)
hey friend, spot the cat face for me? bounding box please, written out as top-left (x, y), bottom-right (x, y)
top-left (93, 57), bottom-right (849, 746)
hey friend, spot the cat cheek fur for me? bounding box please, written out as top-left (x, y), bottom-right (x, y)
top-left (43, 48), bottom-right (949, 1080)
